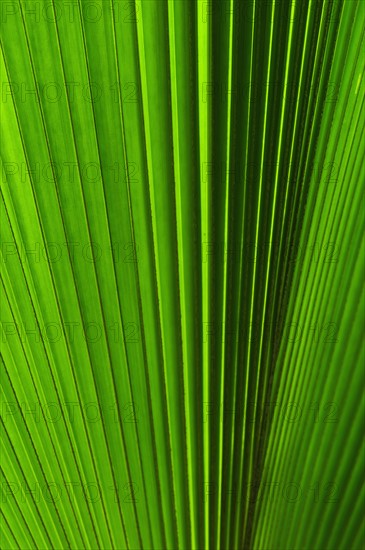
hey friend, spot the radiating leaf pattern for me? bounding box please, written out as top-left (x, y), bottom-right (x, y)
top-left (0, 0), bottom-right (364, 549)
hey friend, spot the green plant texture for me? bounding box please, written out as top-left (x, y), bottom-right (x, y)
top-left (1, 0), bottom-right (364, 549)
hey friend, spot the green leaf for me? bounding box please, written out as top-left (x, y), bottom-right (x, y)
top-left (1, 0), bottom-right (363, 548)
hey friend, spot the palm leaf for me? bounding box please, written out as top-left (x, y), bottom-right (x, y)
top-left (1, 0), bottom-right (364, 548)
